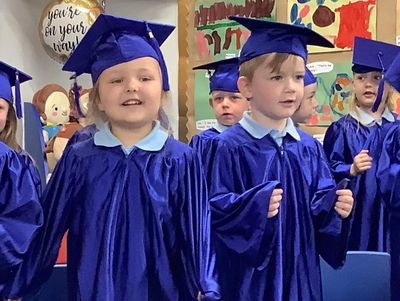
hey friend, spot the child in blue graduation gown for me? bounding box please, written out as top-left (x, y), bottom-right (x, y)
top-left (292, 67), bottom-right (318, 125)
top-left (206, 16), bottom-right (354, 301)
top-left (324, 37), bottom-right (400, 252)
top-left (2, 14), bottom-right (219, 301)
top-left (190, 58), bottom-right (248, 161)
top-left (0, 141), bottom-right (43, 296)
top-left (0, 63), bottom-right (43, 297)
top-left (0, 61), bottom-right (41, 193)
top-left (375, 52), bottom-right (400, 301)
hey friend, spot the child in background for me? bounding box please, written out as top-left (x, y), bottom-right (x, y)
top-left (323, 37), bottom-right (400, 252)
top-left (0, 61), bottom-right (41, 192)
top-left (291, 67), bottom-right (318, 125)
top-left (206, 16), bottom-right (354, 301)
top-left (190, 57), bottom-right (248, 159)
top-left (0, 62), bottom-right (43, 297)
top-left (375, 51), bottom-right (400, 301)
top-left (2, 14), bottom-right (219, 301)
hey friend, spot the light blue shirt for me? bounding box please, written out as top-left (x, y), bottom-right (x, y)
top-left (350, 107), bottom-right (395, 126)
top-left (94, 121), bottom-right (168, 155)
top-left (239, 112), bottom-right (300, 146)
top-left (213, 122), bottom-right (229, 133)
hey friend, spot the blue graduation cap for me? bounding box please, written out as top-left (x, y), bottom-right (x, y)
top-left (352, 37), bottom-right (400, 73)
top-left (0, 61), bottom-right (32, 119)
top-left (228, 16), bottom-right (334, 64)
top-left (193, 57), bottom-right (240, 94)
top-left (383, 52), bottom-right (400, 93)
top-left (63, 14), bottom-right (175, 91)
top-left (304, 67), bottom-right (317, 87)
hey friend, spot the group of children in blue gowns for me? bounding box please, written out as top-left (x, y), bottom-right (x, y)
top-left (0, 11), bottom-right (400, 301)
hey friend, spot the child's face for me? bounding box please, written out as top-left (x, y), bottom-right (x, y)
top-left (292, 83), bottom-right (318, 124)
top-left (0, 98), bottom-right (9, 132)
top-left (98, 57), bottom-right (162, 129)
top-left (210, 91), bottom-right (249, 126)
top-left (239, 55), bottom-right (305, 121)
top-left (353, 71), bottom-right (382, 109)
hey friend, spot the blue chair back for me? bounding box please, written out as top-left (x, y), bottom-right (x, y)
top-left (320, 251), bottom-right (391, 301)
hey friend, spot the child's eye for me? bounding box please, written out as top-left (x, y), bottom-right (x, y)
top-left (110, 79), bottom-right (123, 84)
top-left (214, 97), bottom-right (223, 102)
top-left (230, 96), bottom-right (240, 102)
top-left (296, 75), bottom-right (304, 80)
top-left (140, 76), bottom-right (152, 82)
top-left (271, 75), bottom-right (282, 81)
top-left (375, 75), bottom-right (382, 80)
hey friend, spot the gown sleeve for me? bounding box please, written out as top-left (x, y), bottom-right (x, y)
top-left (323, 122), bottom-right (353, 182)
top-left (207, 139), bottom-right (280, 267)
top-left (311, 142), bottom-right (353, 269)
top-left (376, 126), bottom-right (400, 213)
top-left (2, 147), bottom-right (78, 299)
top-left (177, 150), bottom-right (221, 300)
top-left (0, 150), bottom-right (43, 285)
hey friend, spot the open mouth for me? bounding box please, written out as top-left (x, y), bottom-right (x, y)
top-left (363, 91), bottom-right (376, 97)
top-left (279, 100), bottom-right (296, 106)
top-left (122, 99), bottom-right (143, 106)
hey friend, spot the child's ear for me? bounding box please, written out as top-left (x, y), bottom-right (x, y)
top-left (208, 97), bottom-right (213, 108)
top-left (237, 76), bottom-right (252, 100)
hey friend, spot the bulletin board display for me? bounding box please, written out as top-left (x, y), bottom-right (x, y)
top-left (178, 0), bottom-right (397, 142)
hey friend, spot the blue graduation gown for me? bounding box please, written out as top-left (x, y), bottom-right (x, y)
top-left (3, 134), bottom-right (220, 300)
top-left (65, 123), bottom-right (98, 148)
top-left (323, 113), bottom-right (395, 251)
top-left (0, 142), bottom-right (43, 292)
top-left (376, 121), bottom-right (400, 301)
top-left (190, 127), bottom-right (222, 167)
top-left (206, 123), bottom-right (351, 301)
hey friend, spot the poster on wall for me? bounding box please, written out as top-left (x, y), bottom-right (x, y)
top-left (288, 0), bottom-right (377, 53)
top-left (193, 0), bottom-right (276, 130)
top-left (397, 0), bottom-right (400, 45)
top-left (306, 61), bottom-right (353, 126)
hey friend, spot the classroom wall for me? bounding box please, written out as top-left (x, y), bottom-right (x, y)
top-left (0, 0), bottom-right (179, 138)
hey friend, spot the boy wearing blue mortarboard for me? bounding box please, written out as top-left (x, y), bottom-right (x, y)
top-left (206, 16), bottom-right (354, 300)
top-left (190, 57), bottom-right (248, 164)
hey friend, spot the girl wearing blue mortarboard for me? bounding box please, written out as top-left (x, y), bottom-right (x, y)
top-left (205, 16), bottom-right (354, 301)
top-left (190, 57), bottom-right (249, 166)
top-left (0, 62), bottom-right (43, 297)
top-left (324, 37), bottom-right (400, 254)
top-left (375, 51), bottom-right (400, 301)
top-left (2, 14), bottom-right (220, 301)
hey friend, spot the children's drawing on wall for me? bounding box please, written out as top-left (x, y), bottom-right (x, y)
top-left (307, 61), bottom-right (353, 125)
top-left (194, 0), bottom-right (276, 129)
top-left (288, 0), bottom-right (376, 53)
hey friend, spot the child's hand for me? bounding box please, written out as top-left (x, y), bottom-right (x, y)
top-left (335, 189), bottom-right (354, 218)
top-left (350, 150), bottom-right (372, 176)
top-left (268, 188), bottom-right (283, 218)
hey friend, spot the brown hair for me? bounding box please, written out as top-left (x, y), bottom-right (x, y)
top-left (239, 53), bottom-right (293, 80)
top-left (0, 104), bottom-right (21, 151)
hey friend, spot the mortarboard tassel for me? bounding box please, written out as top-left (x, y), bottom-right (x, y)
top-left (72, 73), bottom-right (84, 117)
top-left (372, 52), bottom-right (385, 113)
top-left (14, 70), bottom-right (22, 119)
top-left (145, 22), bottom-right (170, 91)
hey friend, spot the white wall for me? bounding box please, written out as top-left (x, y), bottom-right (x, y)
top-left (0, 0), bottom-right (179, 137)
